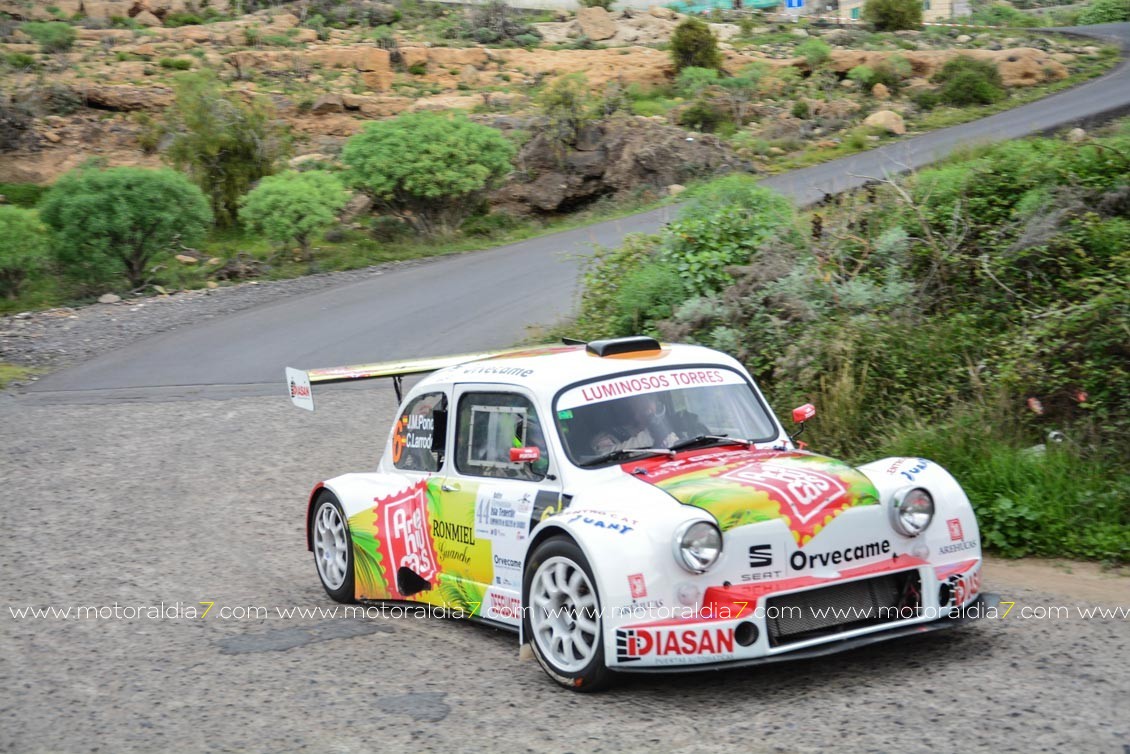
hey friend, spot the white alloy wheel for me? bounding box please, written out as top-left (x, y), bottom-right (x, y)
top-left (314, 499), bottom-right (349, 591)
top-left (529, 555), bottom-right (601, 673)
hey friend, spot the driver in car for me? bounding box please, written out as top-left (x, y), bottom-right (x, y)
top-left (591, 393), bottom-right (707, 454)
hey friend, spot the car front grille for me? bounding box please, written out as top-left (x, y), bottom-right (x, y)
top-left (765, 570), bottom-right (922, 647)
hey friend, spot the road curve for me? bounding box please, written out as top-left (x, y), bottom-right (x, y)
top-left (25, 23), bottom-right (1130, 402)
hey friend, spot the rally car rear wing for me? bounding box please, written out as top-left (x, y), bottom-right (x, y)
top-left (285, 347), bottom-right (533, 411)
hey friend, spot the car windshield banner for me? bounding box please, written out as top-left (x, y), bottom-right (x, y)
top-left (558, 368), bottom-right (747, 410)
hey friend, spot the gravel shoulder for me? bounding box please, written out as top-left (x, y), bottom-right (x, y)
top-left (0, 257), bottom-right (443, 379)
top-left (2, 389), bottom-right (1127, 753)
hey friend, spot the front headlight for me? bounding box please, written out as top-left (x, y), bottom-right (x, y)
top-left (891, 487), bottom-right (934, 536)
top-left (674, 520), bottom-right (722, 573)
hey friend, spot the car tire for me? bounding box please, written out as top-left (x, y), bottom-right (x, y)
top-left (310, 491), bottom-right (355, 604)
top-left (523, 537), bottom-right (613, 692)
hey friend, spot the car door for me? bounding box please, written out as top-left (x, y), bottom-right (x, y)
top-left (433, 385), bottom-right (563, 625)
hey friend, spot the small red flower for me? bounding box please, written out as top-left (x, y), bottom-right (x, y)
top-left (1026, 397), bottom-right (1044, 415)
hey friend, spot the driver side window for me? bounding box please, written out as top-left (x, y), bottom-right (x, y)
top-left (455, 392), bottom-right (547, 482)
top-left (392, 392), bottom-right (447, 473)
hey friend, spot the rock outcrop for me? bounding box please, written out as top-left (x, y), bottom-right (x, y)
top-left (493, 116), bottom-right (751, 214)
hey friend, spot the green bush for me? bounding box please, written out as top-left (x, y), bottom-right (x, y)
top-left (238, 170), bottom-right (349, 257)
top-left (163, 12), bottom-right (205, 27)
top-left (21, 21), bottom-right (76, 53)
top-left (0, 206), bottom-right (50, 299)
top-left (670, 17), bottom-right (722, 72)
top-left (1077, 0), bottom-right (1130, 24)
top-left (933, 55), bottom-right (1005, 105)
top-left (664, 176), bottom-right (799, 295)
top-left (675, 66), bottom-right (720, 97)
top-left (0, 183), bottom-right (49, 208)
top-left (5, 52), bottom-right (37, 69)
top-left (861, 0), bottom-right (923, 30)
top-left (579, 0), bottom-right (615, 8)
top-left (968, 2), bottom-right (1037, 26)
top-left (678, 100), bottom-right (729, 132)
top-left (163, 71), bottom-right (288, 226)
top-left (340, 111), bottom-right (514, 236)
top-left (159, 57), bottom-right (193, 70)
top-left (39, 166), bottom-right (212, 290)
top-left (796, 38), bottom-right (831, 69)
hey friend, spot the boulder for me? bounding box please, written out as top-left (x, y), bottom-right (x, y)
top-left (98, 293), bottom-right (122, 304)
top-left (863, 109), bottom-right (905, 135)
top-left (133, 10), bottom-right (162, 26)
top-left (576, 6), bottom-right (617, 41)
top-left (1067, 127), bottom-right (1087, 142)
top-left (309, 93), bottom-right (344, 114)
top-left (78, 85), bottom-right (173, 111)
top-left (649, 5), bottom-right (677, 19)
top-left (83, 1), bottom-right (136, 20)
top-left (871, 82), bottom-right (890, 100)
top-left (493, 116), bottom-right (751, 214)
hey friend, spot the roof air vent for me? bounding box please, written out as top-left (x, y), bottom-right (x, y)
top-left (585, 336), bottom-right (662, 357)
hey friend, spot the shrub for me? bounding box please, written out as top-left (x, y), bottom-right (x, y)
top-left (791, 99), bottom-right (811, 119)
top-left (407, 61), bottom-right (427, 75)
top-left (159, 57), bottom-right (193, 70)
top-left (5, 52), bottom-right (37, 70)
top-left (664, 176), bottom-right (799, 295)
top-left (579, 0), bottom-right (615, 8)
top-left (39, 166), bottom-right (211, 290)
top-left (162, 72), bottom-right (289, 226)
top-left (1077, 0), bottom-right (1130, 24)
top-left (933, 56), bottom-right (1004, 105)
top-left (678, 100), bottom-right (729, 132)
top-left (341, 111), bottom-right (514, 236)
top-left (0, 182), bottom-right (48, 207)
top-left (238, 170), bottom-right (349, 257)
top-left (163, 12), bottom-right (205, 27)
top-left (670, 17), bottom-right (722, 72)
top-left (0, 206), bottom-right (50, 298)
top-left (537, 73), bottom-right (594, 146)
top-left (675, 66), bottom-right (720, 97)
top-left (969, 2), bottom-right (1037, 26)
top-left (796, 38), bottom-right (831, 69)
top-left (21, 21), bottom-right (76, 53)
top-left (861, 0), bottom-right (923, 31)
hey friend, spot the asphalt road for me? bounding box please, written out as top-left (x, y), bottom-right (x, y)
top-left (24, 23), bottom-right (1130, 402)
top-left (2, 391), bottom-right (1127, 753)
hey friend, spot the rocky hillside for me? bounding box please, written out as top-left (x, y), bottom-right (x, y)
top-left (0, 0), bottom-right (1112, 197)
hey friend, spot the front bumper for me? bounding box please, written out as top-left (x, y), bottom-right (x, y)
top-left (614, 592), bottom-right (999, 673)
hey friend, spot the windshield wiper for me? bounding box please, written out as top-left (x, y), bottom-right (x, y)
top-left (667, 434), bottom-right (752, 452)
top-left (578, 447), bottom-right (676, 468)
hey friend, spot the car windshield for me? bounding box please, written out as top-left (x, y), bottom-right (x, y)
top-left (554, 366), bottom-right (779, 467)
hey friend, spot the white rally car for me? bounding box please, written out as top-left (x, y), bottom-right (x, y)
top-left (288, 336), bottom-right (995, 691)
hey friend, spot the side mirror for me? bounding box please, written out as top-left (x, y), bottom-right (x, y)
top-left (509, 447), bottom-right (541, 463)
top-left (789, 403), bottom-right (815, 447)
top-left (792, 404), bottom-right (816, 423)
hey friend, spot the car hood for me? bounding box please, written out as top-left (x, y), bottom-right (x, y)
top-left (624, 447), bottom-right (881, 545)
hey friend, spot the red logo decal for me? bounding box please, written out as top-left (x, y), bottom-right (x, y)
top-left (628, 573), bottom-right (647, 599)
top-left (375, 481), bottom-right (439, 597)
top-left (488, 592), bottom-right (522, 620)
top-left (722, 463), bottom-right (847, 526)
top-left (616, 627), bottom-right (734, 662)
top-left (947, 518), bottom-right (964, 542)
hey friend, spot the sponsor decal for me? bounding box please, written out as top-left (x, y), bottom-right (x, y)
top-left (567, 514), bottom-right (634, 535)
top-left (431, 519), bottom-right (476, 546)
top-left (487, 591), bottom-right (523, 621)
top-left (285, 367), bottom-right (314, 411)
top-left (947, 518), bottom-right (964, 542)
top-left (629, 449), bottom-right (880, 544)
top-left (885, 458), bottom-right (929, 482)
top-left (939, 539), bottom-right (978, 555)
top-left (558, 368), bottom-right (746, 409)
top-left (616, 627), bottom-right (735, 664)
top-left (474, 485), bottom-right (537, 542)
top-left (457, 364), bottom-right (535, 378)
top-left (289, 381), bottom-right (310, 399)
top-left (790, 539), bottom-right (891, 571)
top-left (723, 463), bottom-right (847, 526)
top-left (628, 573), bottom-right (647, 599)
top-left (943, 566), bottom-right (982, 609)
top-left (748, 544), bottom-right (773, 568)
top-left (392, 412), bottom-right (435, 465)
top-left (374, 482), bottom-right (440, 597)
